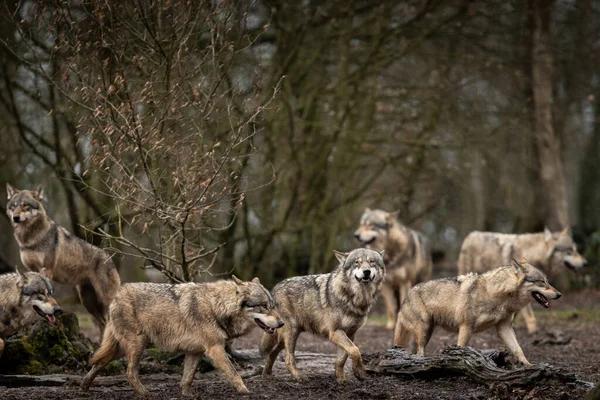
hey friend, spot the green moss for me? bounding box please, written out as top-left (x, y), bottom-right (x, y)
top-left (101, 360), bottom-right (125, 375)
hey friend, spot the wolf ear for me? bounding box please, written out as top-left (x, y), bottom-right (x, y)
top-left (512, 258), bottom-right (526, 274)
top-left (386, 210), bottom-right (399, 222)
top-left (15, 266), bottom-right (28, 286)
top-left (544, 227), bottom-right (552, 242)
top-left (251, 277), bottom-right (260, 284)
top-left (378, 250), bottom-right (385, 259)
top-left (40, 268), bottom-right (50, 279)
top-left (333, 250), bottom-right (348, 265)
top-left (6, 183), bottom-right (18, 199)
top-left (364, 207), bottom-right (371, 213)
top-left (32, 184), bottom-right (44, 201)
top-left (231, 275), bottom-right (245, 286)
top-left (560, 226), bottom-right (571, 236)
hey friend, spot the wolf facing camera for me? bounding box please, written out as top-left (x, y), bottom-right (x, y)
top-left (393, 259), bottom-right (561, 366)
top-left (6, 183), bottom-right (121, 337)
top-left (261, 248), bottom-right (385, 383)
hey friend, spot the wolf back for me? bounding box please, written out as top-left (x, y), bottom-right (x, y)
top-left (261, 248), bottom-right (385, 383)
top-left (81, 276), bottom-right (283, 396)
top-left (6, 184), bottom-right (121, 336)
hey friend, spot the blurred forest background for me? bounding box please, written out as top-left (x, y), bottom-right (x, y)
top-left (0, 0), bottom-right (599, 289)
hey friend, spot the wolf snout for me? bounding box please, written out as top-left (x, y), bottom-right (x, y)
top-left (12, 215), bottom-right (20, 223)
top-left (363, 269), bottom-right (371, 278)
top-left (277, 320), bottom-right (285, 328)
top-left (554, 292), bottom-right (562, 299)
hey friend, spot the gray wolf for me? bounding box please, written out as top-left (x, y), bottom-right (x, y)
top-left (81, 276), bottom-right (284, 396)
top-left (260, 248), bottom-right (385, 383)
top-left (6, 183), bottom-right (121, 336)
top-left (0, 268), bottom-right (62, 358)
top-left (354, 208), bottom-right (432, 329)
top-left (457, 228), bottom-right (586, 333)
top-left (393, 259), bottom-right (561, 366)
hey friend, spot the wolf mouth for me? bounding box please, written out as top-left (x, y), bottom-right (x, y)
top-left (357, 237), bottom-right (376, 245)
top-left (564, 261), bottom-right (577, 271)
top-left (33, 305), bottom-right (57, 324)
top-left (532, 291), bottom-right (551, 308)
top-left (355, 276), bottom-right (374, 284)
top-left (254, 318), bottom-right (276, 334)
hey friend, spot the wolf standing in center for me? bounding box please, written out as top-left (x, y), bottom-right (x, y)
top-left (354, 208), bottom-right (432, 329)
top-left (6, 184), bottom-right (121, 336)
top-left (261, 248), bottom-right (385, 383)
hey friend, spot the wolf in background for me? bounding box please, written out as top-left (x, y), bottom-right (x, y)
top-left (393, 259), bottom-right (561, 366)
top-left (0, 268), bottom-right (62, 358)
top-left (354, 208), bottom-right (432, 329)
top-left (82, 276), bottom-right (284, 396)
top-left (6, 184), bottom-right (121, 336)
top-left (457, 228), bottom-right (586, 333)
top-left (260, 248), bottom-right (385, 383)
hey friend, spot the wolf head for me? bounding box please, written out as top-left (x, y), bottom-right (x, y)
top-left (333, 248), bottom-right (385, 286)
top-left (17, 268), bottom-right (62, 324)
top-left (354, 208), bottom-right (398, 249)
top-left (513, 258), bottom-right (561, 309)
top-left (544, 227), bottom-right (587, 271)
top-left (232, 275), bottom-right (284, 335)
top-left (6, 184), bottom-right (47, 226)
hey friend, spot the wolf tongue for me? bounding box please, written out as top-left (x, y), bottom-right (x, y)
top-left (46, 314), bottom-right (56, 324)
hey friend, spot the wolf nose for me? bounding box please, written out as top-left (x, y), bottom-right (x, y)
top-left (583, 260), bottom-right (588, 267)
top-left (12, 215), bottom-right (20, 222)
top-left (277, 321), bottom-right (285, 328)
top-left (363, 269), bottom-right (371, 277)
top-left (354, 233), bottom-right (361, 240)
top-left (555, 292), bottom-right (562, 299)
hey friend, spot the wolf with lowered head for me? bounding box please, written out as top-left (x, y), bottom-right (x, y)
top-left (354, 208), bottom-right (432, 329)
top-left (457, 228), bottom-right (586, 333)
top-left (0, 268), bottom-right (61, 358)
top-left (6, 184), bottom-right (120, 336)
top-left (261, 248), bottom-right (385, 383)
top-left (81, 276), bottom-right (284, 396)
top-left (393, 259), bottom-right (561, 366)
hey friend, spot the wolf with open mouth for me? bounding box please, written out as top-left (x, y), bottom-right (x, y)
top-left (81, 276), bottom-right (284, 396)
top-left (0, 268), bottom-right (62, 358)
top-left (260, 248), bottom-right (385, 383)
top-left (394, 258), bottom-right (561, 366)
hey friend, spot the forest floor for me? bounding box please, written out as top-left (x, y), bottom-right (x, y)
top-left (1, 290), bottom-right (599, 399)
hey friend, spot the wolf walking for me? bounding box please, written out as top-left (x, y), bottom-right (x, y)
top-left (261, 248), bottom-right (385, 383)
top-left (82, 276), bottom-right (284, 396)
top-left (457, 228), bottom-right (585, 333)
top-left (0, 268), bottom-right (61, 358)
top-left (354, 208), bottom-right (432, 329)
top-left (393, 259), bottom-right (561, 366)
top-left (6, 184), bottom-right (121, 337)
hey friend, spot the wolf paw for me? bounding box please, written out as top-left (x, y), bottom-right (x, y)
top-left (353, 368), bottom-right (367, 380)
top-left (336, 375), bottom-right (347, 384)
top-left (385, 321), bottom-right (395, 330)
top-left (235, 385), bottom-right (250, 394)
top-left (292, 373), bottom-right (308, 381)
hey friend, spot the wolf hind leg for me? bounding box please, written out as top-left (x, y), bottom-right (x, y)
top-left (457, 324), bottom-right (473, 347)
top-left (76, 282), bottom-right (107, 337)
top-left (393, 315), bottom-right (411, 349)
top-left (261, 331), bottom-right (283, 378)
top-left (124, 334), bottom-right (149, 396)
top-left (520, 304), bottom-right (538, 334)
top-left (82, 324), bottom-right (122, 391)
top-left (381, 283), bottom-right (398, 330)
top-left (414, 320), bottom-right (434, 356)
top-left (180, 352), bottom-right (204, 396)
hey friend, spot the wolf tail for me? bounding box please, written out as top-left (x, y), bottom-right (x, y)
top-left (259, 329), bottom-right (280, 357)
top-left (91, 323), bottom-right (120, 365)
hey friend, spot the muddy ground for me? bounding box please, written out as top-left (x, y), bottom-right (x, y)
top-left (1, 290), bottom-right (599, 400)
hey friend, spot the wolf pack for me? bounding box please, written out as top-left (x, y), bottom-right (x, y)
top-left (2, 184), bottom-right (587, 396)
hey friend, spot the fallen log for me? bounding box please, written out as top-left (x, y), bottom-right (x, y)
top-left (364, 346), bottom-right (594, 389)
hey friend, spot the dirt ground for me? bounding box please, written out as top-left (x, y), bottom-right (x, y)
top-left (1, 290), bottom-right (599, 400)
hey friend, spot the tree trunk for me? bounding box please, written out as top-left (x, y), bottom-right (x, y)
top-left (530, 0), bottom-right (569, 231)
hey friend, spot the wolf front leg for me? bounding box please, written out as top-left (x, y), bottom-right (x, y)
top-left (330, 330), bottom-right (366, 381)
top-left (206, 345), bottom-right (249, 393)
top-left (0, 338), bottom-right (4, 358)
top-left (381, 283), bottom-right (398, 329)
top-left (496, 320), bottom-right (532, 366)
top-left (519, 304), bottom-right (538, 334)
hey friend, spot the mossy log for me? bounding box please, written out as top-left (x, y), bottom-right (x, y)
top-left (364, 346), bottom-right (594, 389)
top-left (0, 311), bottom-right (94, 374)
